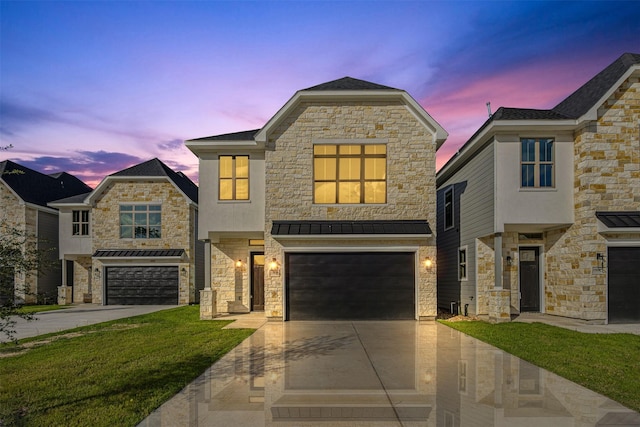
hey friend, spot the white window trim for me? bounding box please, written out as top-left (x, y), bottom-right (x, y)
top-left (520, 138), bottom-right (555, 189)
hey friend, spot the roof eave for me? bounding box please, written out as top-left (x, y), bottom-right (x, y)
top-left (185, 139), bottom-right (264, 156)
top-left (436, 119), bottom-right (577, 186)
top-left (578, 65), bottom-right (640, 123)
top-left (254, 90), bottom-right (448, 146)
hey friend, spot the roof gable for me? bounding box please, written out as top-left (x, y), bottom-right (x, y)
top-left (302, 77), bottom-right (399, 91)
top-left (0, 160), bottom-right (92, 208)
top-left (90, 158), bottom-right (198, 204)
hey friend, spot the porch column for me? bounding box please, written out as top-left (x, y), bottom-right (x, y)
top-left (489, 233), bottom-right (510, 322)
top-left (200, 240), bottom-right (217, 320)
top-left (57, 259), bottom-right (72, 305)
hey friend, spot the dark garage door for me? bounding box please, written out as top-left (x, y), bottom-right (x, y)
top-left (106, 266), bottom-right (178, 305)
top-left (286, 252), bottom-right (415, 320)
top-left (608, 247), bottom-right (640, 323)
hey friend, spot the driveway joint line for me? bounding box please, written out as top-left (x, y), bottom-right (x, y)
top-left (350, 322), bottom-right (405, 427)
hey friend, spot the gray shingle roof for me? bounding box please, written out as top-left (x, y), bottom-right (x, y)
top-left (188, 129), bottom-right (260, 142)
top-left (0, 160), bottom-right (92, 208)
top-left (553, 53), bottom-right (640, 119)
top-left (110, 158), bottom-right (198, 203)
top-left (93, 249), bottom-right (185, 258)
top-left (271, 220), bottom-right (432, 236)
top-left (596, 211), bottom-right (640, 228)
top-left (302, 77), bottom-right (399, 91)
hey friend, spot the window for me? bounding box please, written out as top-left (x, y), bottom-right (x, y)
top-left (72, 210), bottom-right (89, 236)
top-left (521, 138), bottom-right (554, 188)
top-left (444, 187), bottom-right (454, 230)
top-left (313, 144), bottom-right (386, 204)
top-left (219, 155), bottom-right (249, 200)
top-left (458, 247), bottom-right (467, 281)
top-left (120, 205), bottom-right (161, 239)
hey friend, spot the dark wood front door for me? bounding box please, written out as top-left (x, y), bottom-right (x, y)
top-left (519, 247), bottom-right (540, 312)
top-left (251, 253), bottom-right (265, 311)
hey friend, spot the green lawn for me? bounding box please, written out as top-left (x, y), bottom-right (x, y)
top-left (441, 320), bottom-right (640, 412)
top-left (0, 306), bottom-right (255, 426)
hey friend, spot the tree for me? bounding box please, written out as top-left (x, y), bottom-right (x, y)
top-left (0, 168), bottom-right (54, 342)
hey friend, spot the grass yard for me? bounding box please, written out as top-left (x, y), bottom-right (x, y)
top-left (441, 320), bottom-right (640, 412)
top-left (0, 306), bottom-right (255, 426)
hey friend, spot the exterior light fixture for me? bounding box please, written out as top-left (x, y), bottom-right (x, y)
top-left (596, 253), bottom-right (606, 271)
top-left (269, 258), bottom-right (281, 276)
top-left (236, 259), bottom-right (243, 268)
top-left (506, 255), bottom-right (512, 266)
top-left (424, 257), bottom-right (433, 269)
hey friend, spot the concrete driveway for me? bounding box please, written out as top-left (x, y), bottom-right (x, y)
top-left (5, 304), bottom-right (175, 341)
top-left (139, 321), bottom-right (639, 427)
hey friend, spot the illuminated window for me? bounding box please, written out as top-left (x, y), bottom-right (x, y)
top-left (313, 144), bottom-right (386, 204)
top-left (72, 210), bottom-right (89, 236)
top-left (521, 138), bottom-right (554, 188)
top-left (120, 205), bottom-right (161, 239)
top-left (219, 155), bottom-right (249, 200)
top-left (249, 239), bottom-right (265, 246)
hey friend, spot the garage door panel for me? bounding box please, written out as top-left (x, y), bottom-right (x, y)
top-left (608, 247), bottom-right (640, 323)
top-left (286, 252), bottom-right (415, 320)
top-left (106, 266), bottom-right (178, 305)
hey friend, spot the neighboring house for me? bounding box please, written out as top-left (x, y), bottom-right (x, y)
top-left (49, 158), bottom-right (204, 305)
top-left (0, 160), bottom-right (92, 304)
top-left (436, 52), bottom-right (640, 323)
top-left (186, 77), bottom-right (447, 321)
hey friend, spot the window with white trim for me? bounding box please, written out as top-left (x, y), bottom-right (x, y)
top-left (458, 247), bottom-right (467, 281)
top-left (72, 210), bottom-right (89, 236)
top-left (119, 205), bottom-right (161, 239)
top-left (521, 138), bottom-right (554, 188)
top-left (313, 144), bottom-right (386, 204)
top-left (219, 155), bottom-right (249, 200)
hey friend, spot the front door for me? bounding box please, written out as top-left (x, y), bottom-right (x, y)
top-left (519, 247), bottom-right (540, 312)
top-left (251, 253), bottom-right (265, 311)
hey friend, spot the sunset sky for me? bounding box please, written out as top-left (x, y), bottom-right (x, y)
top-left (1, 1), bottom-right (639, 187)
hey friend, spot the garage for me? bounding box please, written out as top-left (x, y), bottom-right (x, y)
top-left (105, 266), bottom-right (178, 305)
top-left (608, 247), bottom-right (640, 323)
top-left (285, 252), bottom-right (415, 320)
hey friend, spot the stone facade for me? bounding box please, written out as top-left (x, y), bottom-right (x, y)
top-left (90, 181), bottom-right (197, 305)
top-left (263, 101), bottom-right (438, 320)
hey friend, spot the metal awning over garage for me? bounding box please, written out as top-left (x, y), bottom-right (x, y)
top-left (286, 252), bottom-right (415, 320)
top-left (272, 220), bottom-right (432, 237)
top-left (94, 249), bottom-right (185, 258)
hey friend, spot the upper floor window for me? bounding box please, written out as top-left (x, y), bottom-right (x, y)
top-left (313, 144), bottom-right (386, 204)
top-left (120, 205), bottom-right (161, 239)
top-left (444, 188), bottom-right (454, 230)
top-left (521, 138), bottom-right (554, 188)
top-left (72, 210), bottom-right (89, 236)
top-left (219, 155), bottom-right (249, 200)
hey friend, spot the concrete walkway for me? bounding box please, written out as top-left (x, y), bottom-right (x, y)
top-left (513, 312), bottom-right (640, 335)
top-left (5, 304), bottom-right (176, 341)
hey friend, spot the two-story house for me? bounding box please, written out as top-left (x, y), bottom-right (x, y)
top-left (0, 160), bottom-right (92, 304)
top-left (436, 53), bottom-right (640, 323)
top-left (49, 158), bottom-right (204, 305)
top-left (187, 77), bottom-right (447, 321)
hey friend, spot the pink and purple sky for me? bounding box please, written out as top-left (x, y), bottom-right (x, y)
top-left (1, 1), bottom-right (639, 187)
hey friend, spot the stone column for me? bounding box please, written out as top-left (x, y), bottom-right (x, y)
top-left (57, 285), bottom-right (73, 305)
top-left (489, 233), bottom-right (510, 322)
top-left (200, 240), bottom-right (217, 320)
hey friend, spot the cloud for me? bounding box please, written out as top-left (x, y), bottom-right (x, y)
top-left (157, 139), bottom-right (184, 151)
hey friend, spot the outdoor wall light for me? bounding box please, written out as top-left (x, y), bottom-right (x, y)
top-left (235, 259), bottom-right (243, 268)
top-left (269, 258), bottom-right (281, 276)
top-left (94, 268), bottom-right (101, 278)
top-left (181, 267), bottom-right (187, 274)
top-left (424, 257), bottom-right (433, 269)
top-left (596, 253), bottom-right (606, 271)
top-left (506, 255), bottom-right (512, 266)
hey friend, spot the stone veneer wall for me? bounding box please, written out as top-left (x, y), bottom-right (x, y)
top-left (544, 74), bottom-right (640, 320)
top-left (263, 101), bottom-right (438, 320)
top-left (91, 181), bottom-right (194, 304)
top-left (475, 237), bottom-right (494, 316)
top-left (0, 182), bottom-right (39, 303)
top-left (210, 238), bottom-right (251, 314)
top-left (72, 256), bottom-right (92, 303)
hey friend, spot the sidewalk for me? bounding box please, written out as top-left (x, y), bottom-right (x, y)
top-left (5, 304), bottom-right (176, 341)
top-left (512, 312), bottom-right (640, 335)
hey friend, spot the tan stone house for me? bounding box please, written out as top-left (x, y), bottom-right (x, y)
top-left (0, 160), bottom-right (92, 304)
top-left (187, 77), bottom-right (447, 321)
top-left (436, 52), bottom-right (640, 323)
top-left (49, 158), bottom-right (204, 305)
